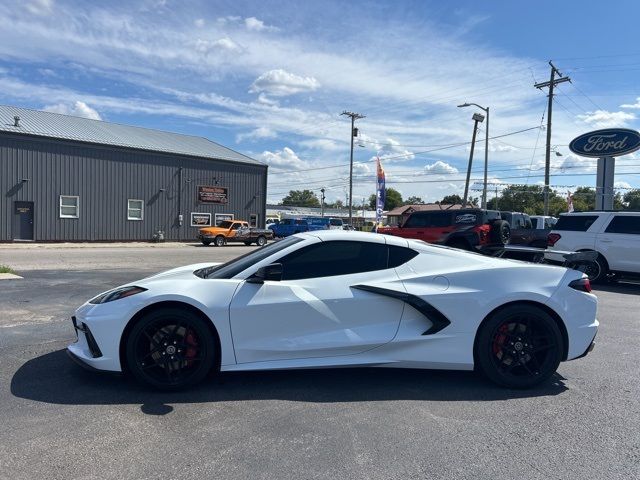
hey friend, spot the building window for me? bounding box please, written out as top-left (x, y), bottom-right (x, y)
top-left (60, 195), bottom-right (79, 219)
top-left (249, 214), bottom-right (258, 227)
top-left (127, 199), bottom-right (144, 220)
top-left (215, 213), bottom-right (234, 226)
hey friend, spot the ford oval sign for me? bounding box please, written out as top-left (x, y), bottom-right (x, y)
top-left (569, 128), bottom-right (640, 157)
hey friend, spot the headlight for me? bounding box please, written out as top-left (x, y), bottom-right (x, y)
top-left (89, 286), bottom-right (147, 304)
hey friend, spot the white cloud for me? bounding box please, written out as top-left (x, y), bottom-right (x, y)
top-left (298, 138), bottom-right (343, 151)
top-left (194, 18), bottom-right (205, 28)
top-left (424, 160), bottom-right (458, 175)
top-left (558, 154), bottom-right (596, 173)
top-left (620, 97), bottom-right (640, 109)
top-left (195, 37), bottom-right (242, 55)
top-left (614, 181), bottom-right (632, 189)
top-left (244, 17), bottom-right (277, 32)
top-left (25, 0), bottom-right (53, 15)
top-left (375, 138), bottom-right (414, 161)
top-left (249, 69), bottom-right (320, 97)
top-left (260, 147), bottom-right (308, 171)
top-left (236, 126), bottom-right (277, 143)
top-left (577, 110), bottom-right (636, 128)
top-left (353, 163), bottom-right (371, 175)
top-left (43, 101), bottom-right (102, 120)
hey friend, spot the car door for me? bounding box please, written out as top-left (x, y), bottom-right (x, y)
top-left (229, 239), bottom-right (406, 363)
top-left (597, 215), bottom-right (640, 272)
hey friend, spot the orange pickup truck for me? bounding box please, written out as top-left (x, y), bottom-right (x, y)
top-left (198, 220), bottom-right (274, 247)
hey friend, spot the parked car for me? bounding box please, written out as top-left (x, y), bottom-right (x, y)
top-left (198, 220), bottom-right (273, 247)
top-left (530, 215), bottom-right (557, 230)
top-left (545, 211), bottom-right (640, 282)
top-left (500, 211), bottom-right (549, 249)
top-left (68, 230), bottom-right (597, 390)
top-left (271, 218), bottom-right (327, 237)
top-left (329, 217), bottom-right (344, 230)
top-left (378, 208), bottom-right (511, 251)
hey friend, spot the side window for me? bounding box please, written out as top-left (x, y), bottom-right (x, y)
top-left (523, 216), bottom-right (532, 229)
top-left (554, 215), bottom-right (598, 232)
top-left (604, 216), bottom-right (640, 234)
top-left (388, 246), bottom-right (419, 268)
top-left (430, 212), bottom-right (451, 227)
top-left (279, 241), bottom-right (388, 280)
top-left (404, 213), bottom-right (429, 228)
top-left (231, 223), bottom-right (241, 230)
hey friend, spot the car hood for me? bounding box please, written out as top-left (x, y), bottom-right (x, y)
top-left (138, 262), bottom-right (222, 284)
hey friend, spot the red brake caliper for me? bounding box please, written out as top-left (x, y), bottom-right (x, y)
top-left (492, 324), bottom-right (509, 357)
top-left (184, 330), bottom-right (199, 366)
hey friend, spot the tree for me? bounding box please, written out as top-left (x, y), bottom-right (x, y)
top-left (281, 189), bottom-right (320, 207)
top-left (326, 199), bottom-right (344, 209)
top-left (571, 187), bottom-right (595, 212)
top-left (404, 196), bottom-right (424, 205)
top-left (368, 187), bottom-right (403, 210)
top-left (623, 189), bottom-right (640, 209)
top-left (439, 194), bottom-right (462, 205)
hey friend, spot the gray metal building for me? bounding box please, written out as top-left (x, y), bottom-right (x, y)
top-left (0, 105), bottom-right (267, 242)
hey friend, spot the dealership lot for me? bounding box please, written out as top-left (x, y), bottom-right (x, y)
top-left (0, 244), bottom-right (638, 480)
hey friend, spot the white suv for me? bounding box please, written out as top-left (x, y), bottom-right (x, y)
top-left (545, 211), bottom-right (640, 282)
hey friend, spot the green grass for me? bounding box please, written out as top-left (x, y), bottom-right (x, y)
top-left (0, 265), bottom-right (15, 274)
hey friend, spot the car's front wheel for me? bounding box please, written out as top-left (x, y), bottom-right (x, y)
top-left (214, 235), bottom-right (225, 247)
top-left (125, 308), bottom-right (216, 390)
top-left (256, 235), bottom-right (267, 247)
top-left (475, 304), bottom-right (563, 389)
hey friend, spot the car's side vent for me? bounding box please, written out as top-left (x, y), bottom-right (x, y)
top-left (351, 285), bottom-right (451, 335)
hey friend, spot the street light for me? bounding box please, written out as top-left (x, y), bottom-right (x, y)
top-left (460, 111), bottom-right (485, 207)
top-left (458, 102), bottom-right (490, 208)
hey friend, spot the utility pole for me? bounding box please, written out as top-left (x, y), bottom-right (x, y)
top-left (320, 188), bottom-right (325, 217)
top-left (341, 111), bottom-right (365, 225)
top-left (458, 103), bottom-right (490, 208)
top-left (462, 112), bottom-right (485, 207)
top-left (535, 61), bottom-right (570, 216)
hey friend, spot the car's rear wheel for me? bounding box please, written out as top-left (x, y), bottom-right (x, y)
top-left (125, 308), bottom-right (215, 390)
top-left (256, 235), bottom-right (267, 247)
top-left (582, 253), bottom-right (608, 284)
top-left (475, 304), bottom-right (563, 389)
top-left (489, 220), bottom-right (511, 245)
top-left (214, 235), bottom-right (225, 247)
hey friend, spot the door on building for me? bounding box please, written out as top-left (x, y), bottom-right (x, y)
top-left (14, 201), bottom-right (34, 240)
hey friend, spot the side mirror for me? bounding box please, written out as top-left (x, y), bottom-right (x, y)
top-left (247, 263), bottom-right (283, 284)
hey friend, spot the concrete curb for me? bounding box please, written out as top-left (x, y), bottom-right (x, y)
top-left (0, 273), bottom-right (22, 280)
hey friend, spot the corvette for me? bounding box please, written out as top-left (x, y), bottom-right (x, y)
top-left (67, 230), bottom-right (598, 389)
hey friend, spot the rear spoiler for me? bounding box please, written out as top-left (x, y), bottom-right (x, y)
top-left (482, 245), bottom-right (597, 267)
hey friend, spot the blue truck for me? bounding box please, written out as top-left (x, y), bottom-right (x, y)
top-left (270, 217), bottom-right (329, 237)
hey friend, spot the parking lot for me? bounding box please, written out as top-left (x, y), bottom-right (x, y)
top-left (0, 243), bottom-right (638, 480)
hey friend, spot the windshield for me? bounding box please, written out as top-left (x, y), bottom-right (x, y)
top-left (194, 236), bottom-right (305, 279)
top-left (217, 221), bottom-right (233, 228)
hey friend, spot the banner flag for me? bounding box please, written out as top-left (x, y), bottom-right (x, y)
top-left (567, 191), bottom-right (574, 213)
top-left (376, 157), bottom-right (385, 224)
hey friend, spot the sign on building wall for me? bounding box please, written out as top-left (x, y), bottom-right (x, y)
top-left (190, 212), bottom-right (212, 227)
top-left (198, 185), bottom-right (228, 204)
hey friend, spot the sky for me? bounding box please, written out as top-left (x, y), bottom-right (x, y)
top-left (1, 0), bottom-right (640, 205)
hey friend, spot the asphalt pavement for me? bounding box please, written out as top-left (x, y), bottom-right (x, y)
top-left (0, 245), bottom-right (638, 480)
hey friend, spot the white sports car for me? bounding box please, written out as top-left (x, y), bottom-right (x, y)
top-left (68, 231), bottom-right (598, 390)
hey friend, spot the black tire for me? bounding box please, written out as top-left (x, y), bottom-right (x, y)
top-left (214, 235), bottom-right (225, 247)
top-left (582, 253), bottom-right (609, 284)
top-left (125, 308), bottom-right (216, 390)
top-left (201, 240), bottom-right (211, 246)
top-left (447, 240), bottom-right (470, 251)
top-left (475, 304), bottom-right (563, 389)
top-left (243, 241), bottom-right (252, 246)
top-left (256, 235), bottom-right (267, 247)
top-left (489, 220), bottom-right (511, 245)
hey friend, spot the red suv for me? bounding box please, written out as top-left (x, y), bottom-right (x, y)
top-left (378, 208), bottom-right (510, 251)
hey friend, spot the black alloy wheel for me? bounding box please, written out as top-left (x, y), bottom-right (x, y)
top-left (214, 235), bottom-right (225, 247)
top-left (256, 235), bottom-right (267, 247)
top-left (476, 305), bottom-right (562, 388)
top-left (582, 254), bottom-right (608, 284)
top-left (125, 308), bottom-right (215, 390)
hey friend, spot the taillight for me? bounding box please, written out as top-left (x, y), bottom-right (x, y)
top-left (569, 277), bottom-right (592, 293)
top-left (547, 233), bottom-right (561, 247)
